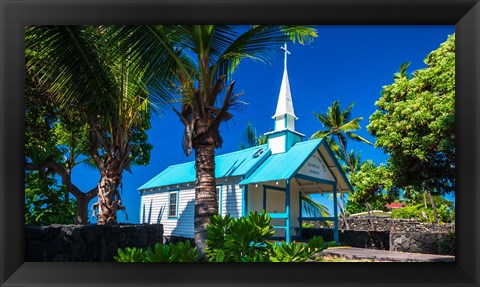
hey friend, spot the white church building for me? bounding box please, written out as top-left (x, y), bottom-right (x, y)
top-left (138, 44), bottom-right (353, 243)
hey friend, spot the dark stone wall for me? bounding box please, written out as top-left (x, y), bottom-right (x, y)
top-left (302, 218), bottom-right (455, 255)
top-left (26, 224), bottom-right (163, 262)
top-left (302, 228), bottom-right (389, 250)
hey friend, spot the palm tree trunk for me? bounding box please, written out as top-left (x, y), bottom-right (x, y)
top-left (427, 190), bottom-right (439, 224)
top-left (76, 195), bottom-right (89, 224)
top-left (194, 143), bottom-right (218, 259)
top-left (336, 134), bottom-right (353, 170)
top-left (96, 158), bottom-right (123, 225)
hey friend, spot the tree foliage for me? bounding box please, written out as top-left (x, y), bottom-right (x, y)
top-left (25, 172), bottom-right (77, 225)
top-left (26, 25), bottom-right (158, 224)
top-left (310, 101), bottom-right (372, 172)
top-left (368, 34), bottom-right (455, 196)
top-left (346, 160), bottom-right (400, 214)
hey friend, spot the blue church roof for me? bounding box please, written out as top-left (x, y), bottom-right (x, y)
top-left (239, 139), bottom-right (322, 185)
top-left (138, 144), bottom-right (270, 190)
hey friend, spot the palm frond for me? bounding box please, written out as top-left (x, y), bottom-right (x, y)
top-left (345, 132), bottom-right (372, 145)
top-left (26, 25), bottom-right (117, 119)
top-left (301, 194), bottom-right (330, 217)
top-left (212, 25), bottom-right (317, 82)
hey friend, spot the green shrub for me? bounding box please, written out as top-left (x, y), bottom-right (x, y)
top-left (114, 247), bottom-right (146, 262)
top-left (205, 211), bottom-right (333, 262)
top-left (146, 241), bottom-right (199, 262)
top-left (302, 222), bottom-right (315, 228)
top-left (115, 241), bottom-right (199, 263)
top-left (391, 204), bottom-right (435, 222)
top-left (269, 236), bottom-right (333, 262)
top-left (205, 211), bottom-right (274, 262)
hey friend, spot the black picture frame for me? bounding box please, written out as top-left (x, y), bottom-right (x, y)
top-left (1, 0), bottom-right (479, 286)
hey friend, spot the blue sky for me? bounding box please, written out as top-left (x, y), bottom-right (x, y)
top-left (72, 25), bottom-right (455, 223)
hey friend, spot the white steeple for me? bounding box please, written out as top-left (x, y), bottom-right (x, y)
top-left (265, 43), bottom-right (304, 155)
top-left (273, 43), bottom-right (298, 121)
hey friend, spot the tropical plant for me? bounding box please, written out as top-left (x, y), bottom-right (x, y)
top-left (269, 235), bottom-right (333, 262)
top-left (301, 194), bottom-right (330, 218)
top-left (239, 121), bottom-right (268, 149)
top-left (339, 149), bottom-right (362, 174)
top-left (26, 25), bottom-right (161, 224)
top-left (109, 25), bottom-right (317, 256)
top-left (310, 101), bottom-right (372, 171)
top-left (346, 160), bottom-right (400, 213)
top-left (24, 67), bottom-right (97, 224)
top-left (368, 34), bottom-right (455, 223)
top-left (205, 211), bottom-right (274, 262)
top-left (115, 241), bottom-right (199, 263)
top-left (145, 241), bottom-right (199, 262)
top-left (114, 247), bottom-right (147, 262)
top-left (205, 211), bottom-right (332, 262)
top-left (393, 61), bottom-right (412, 80)
top-left (25, 172), bottom-right (77, 225)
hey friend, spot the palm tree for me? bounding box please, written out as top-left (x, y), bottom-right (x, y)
top-left (111, 25), bottom-right (317, 256)
top-left (340, 149), bottom-right (362, 174)
top-left (25, 26), bottom-right (169, 224)
top-left (301, 194), bottom-right (330, 218)
top-left (310, 101), bottom-right (371, 171)
top-left (239, 122), bottom-right (268, 149)
top-left (394, 62), bottom-right (411, 80)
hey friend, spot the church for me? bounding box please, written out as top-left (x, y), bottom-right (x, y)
top-left (138, 44), bottom-right (353, 243)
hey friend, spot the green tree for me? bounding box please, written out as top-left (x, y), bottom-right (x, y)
top-left (25, 172), bottom-right (77, 225)
top-left (25, 69), bottom-right (97, 224)
top-left (26, 26), bottom-right (161, 224)
top-left (393, 61), bottom-right (411, 80)
top-left (310, 101), bottom-right (372, 172)
top-left (239, 122), bottom-right (267, 149)
top-left (111, 25), bottom-right (317, 257)
top-left (368, 34), bottom-right (455, 223)
top-left (345, 160), bottom-right (400, 214)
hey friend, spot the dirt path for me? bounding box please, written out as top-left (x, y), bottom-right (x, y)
top-left (317, 247), bottom-right (455, 262)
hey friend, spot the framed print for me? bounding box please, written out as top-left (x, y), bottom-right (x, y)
top-left (1, 0), bottom-right (479, 286)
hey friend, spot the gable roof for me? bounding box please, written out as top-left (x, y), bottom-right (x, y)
top-left (138, 139), bottom-right (353, 193)
top-left (138, 144), bottom-right (270, 191)
top-left (239, 139), bottom-right (322, 185)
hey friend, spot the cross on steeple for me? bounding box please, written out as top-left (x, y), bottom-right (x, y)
top-left (265, 42), bottom-right (304, 154)
top-left (280, 43), bottom-right (291, 70)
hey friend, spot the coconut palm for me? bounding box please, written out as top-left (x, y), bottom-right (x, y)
top-left (394, 61), bottom-right (411, 80)
top-left (310, 101), bottom-right (371, 171)
top-left (239, 122), bottom-right (268, 149)
top-left (25, 26), bottom-right (169, 224)
top-left (301, 194), bottom-right (330, 218)
top-left (110, 25), bottom-right (317, 256)
top-left (340, 149), bottom-right (362, 174)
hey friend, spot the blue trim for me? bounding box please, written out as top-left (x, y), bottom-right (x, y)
top-left (218, 185), bottom-right (223, 216)
top-left (263, 185), bottom-right (286, 192)
top-left (269, 213), bottom-right (288, 219)
top-left (273, 226), bottom-right (288, 230)
top-left (298, 191), bottom-right (302, 239)
top-left (167, 190), bottom-right (179, 219)
top-left (320, 140), bottom-right (354, 192)
top-left (333, 183), bottom-right (339, 242)
top-left (295, 173), bottom-right (336, 185)
top-left (286, 179), bottom-right (291, 244)
top-left (242, 185), bottom-right (248, 217)
top-left (287, 140), bottom-right (324, 181)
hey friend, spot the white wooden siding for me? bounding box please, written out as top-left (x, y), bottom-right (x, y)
top-left (141, 188), bottom-right (195, 238)
top-left (221, 184), bottom-right (242, 218)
